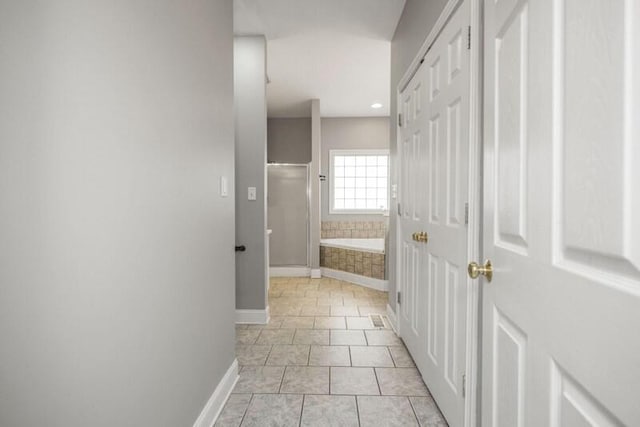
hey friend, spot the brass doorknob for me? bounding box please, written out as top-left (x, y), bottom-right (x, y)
top-left (468, 260), bottom-right (493, 282)
top-left (412, 231), bottom-right (428, 243)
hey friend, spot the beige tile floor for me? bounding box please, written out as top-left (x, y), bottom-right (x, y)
top-left (216, 277), bottom-right (448, 427)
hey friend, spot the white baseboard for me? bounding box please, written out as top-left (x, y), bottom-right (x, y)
top-left (310, 268), bottom-right (322, 279)
top-left (320, 268), bottom-right (389, 292)
top-left (236, 307), bottom-right (269, 324)
top-left (269, 266), bottom-right (310, 277)
top-left (193, 359), bottom-right (239, 427)
top-left (386, 304), bottom-right (398, 333)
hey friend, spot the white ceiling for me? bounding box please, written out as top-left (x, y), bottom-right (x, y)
top-left (234, 0), bottom-right (406, 118)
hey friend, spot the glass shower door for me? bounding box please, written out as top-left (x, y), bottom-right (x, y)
top-left (267, 164), bottom-right (309, 266)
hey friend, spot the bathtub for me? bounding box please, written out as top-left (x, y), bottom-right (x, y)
top-left (320, 238), bottom-right (385, 254)
top-left (320, 238), bottom-right (386, 286)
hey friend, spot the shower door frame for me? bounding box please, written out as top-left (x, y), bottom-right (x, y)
top-left (267, 163), bottom-right (311, 269)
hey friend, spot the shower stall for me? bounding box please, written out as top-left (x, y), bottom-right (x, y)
top-left (267, 164), bottom-right (310, 269)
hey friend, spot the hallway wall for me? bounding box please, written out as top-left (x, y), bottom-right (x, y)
top-left (235, 36), bottom-right (268, 311)
top-left (0, 2), bottom-right (236, 426)
top-left (388, 0), bottom-right (449, 312)
top-left (268, 118), bottom-right (312, 164)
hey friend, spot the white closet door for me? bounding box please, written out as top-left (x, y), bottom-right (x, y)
top-left (481, 0), bottom-right (640, 425)
top-left (398, 2), bottom-right (471, 426)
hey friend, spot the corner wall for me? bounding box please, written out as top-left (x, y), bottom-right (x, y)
top-left (0, 1), bottom-right (236, 426)
top-left (235, 37), bottom-right (268, 310)
top-left (389, 0), bottom-right (449, 311)
top-left (267, 118), bottom-right (312, 164)
top-left (321, 117), bottom-right (390, 223)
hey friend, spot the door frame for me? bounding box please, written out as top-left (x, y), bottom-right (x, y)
top-left (393, 0), bottom-right (483, 425)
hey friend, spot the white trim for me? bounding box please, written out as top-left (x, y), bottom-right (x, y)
top-left (192, 359), bottom-right (239, 427)
top-left (464, 1), bottom-right (482, 425)
top-left (386, 304), bottom-right (398, 333)
top-left (397, 0), bottom-right (463, 93)
top-left (269, 266), bottom-right (310, 277)
top-left (310, 268), bottom-right (322, 279)
top-left (320, 267), bottom-right (388, 291)
top-left (235, 308), bottom-right (269, 324)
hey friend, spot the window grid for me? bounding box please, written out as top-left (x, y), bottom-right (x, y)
top-left (331, 151), bottom-right (389, 213)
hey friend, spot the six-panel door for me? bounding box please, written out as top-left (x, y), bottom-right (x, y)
top-left (482, 0), bottom-right (640, 425)
top-left (398, 2), bottom-right (471, 426)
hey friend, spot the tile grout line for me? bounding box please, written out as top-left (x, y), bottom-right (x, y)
top-left (233, 392), bottom-right (435, 397)
top-left (263, 344), bottom-right (275, 366)
top-left (298, 394), bottom-right (305, 427)
top-left (355, 394), bottom-right (362, 427)
top-left (373, 367), bottom-right (383, 396)
top-left (237, 393), bottom-right (254, 427)
top-left (407, 395), bottom-right (422, 426)
top-left (389, 346), bottom-right (398, 368)
top-left (277, 366), bottom-right (286, 394)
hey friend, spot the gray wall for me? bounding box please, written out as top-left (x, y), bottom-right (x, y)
top-left (321, 117), bottom-right (391, 222)
top-left (388, 0), bottom-right (448, 311)
top-left (268, 118), bottom-right (312, 164)
top-left (0, 2), bottom-right (236, 426)
top-left (235, 37), bottom-right (268, 310)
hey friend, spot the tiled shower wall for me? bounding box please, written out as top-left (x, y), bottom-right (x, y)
top-left (321, 221), bottom-right (387, 239)
top-left (320, 247), bottom-right (385, 280)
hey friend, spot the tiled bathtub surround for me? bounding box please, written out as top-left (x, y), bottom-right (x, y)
top-left (321, 221), bottom-right (387, 239)
top-left (320, 247), bottom-right (385, 280)
top-left (220, 277), bottom-right (449, 427)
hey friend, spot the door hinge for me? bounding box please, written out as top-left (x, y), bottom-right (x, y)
top-left (398, 113), bottom-right (403, 127)
top-left (397, 292), bottom-right (401, 305)
top-left (467, 26), bottom-right (471, 50)
top-left (462, 373), bottom-right (466, 398)
top-left (397, 203), bottom-right (402, 216)
top-left (464, 202), bottom-right (469, 225)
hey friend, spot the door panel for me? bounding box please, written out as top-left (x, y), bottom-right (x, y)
top-left (398, 2), bottom-right (471, 426)
top-left (482, 0), bottom-right (640, 425)
top-left (399, 52), bottom-right (429, 380)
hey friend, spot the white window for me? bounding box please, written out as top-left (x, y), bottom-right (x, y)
top-left (329, 149), bottom-right (389, 214)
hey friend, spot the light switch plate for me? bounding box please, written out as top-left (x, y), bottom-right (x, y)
top-left (248, 187), bottom-right (257, 201)
top-left (219, 176), bottom-right (228, 197)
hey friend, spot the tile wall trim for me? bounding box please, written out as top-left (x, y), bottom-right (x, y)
top-left (321, 221), bottom-right (387, 239)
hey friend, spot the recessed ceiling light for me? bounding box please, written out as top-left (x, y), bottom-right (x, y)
top-left (371, 103), bottom-right (383, 109)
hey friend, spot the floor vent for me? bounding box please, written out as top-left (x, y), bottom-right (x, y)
top-left (369, 314), bottom-right (386, 328)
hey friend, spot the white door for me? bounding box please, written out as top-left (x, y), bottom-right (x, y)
top-left (481, 0), bottom-right (640, 425)
top-left (398, 2), bottom-right (471, 426)
top-left (398, 50), bottom-right (429, 385)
